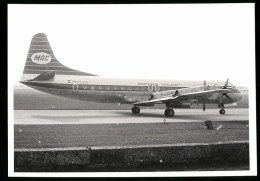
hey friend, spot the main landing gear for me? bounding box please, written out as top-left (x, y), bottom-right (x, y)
top-left (131, 106), bottom-right (175, 117)
top-left (219, 109), bottom-right (226, 114)
top-left (219, 104), bottom-right (226, 115)
top-left (164, 108), bottom-right (175, 117)
top-left (132, 106), bottom-right (140, 114)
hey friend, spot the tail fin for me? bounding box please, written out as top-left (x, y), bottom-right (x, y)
top-left (22, 33), bottom-right (96, 80)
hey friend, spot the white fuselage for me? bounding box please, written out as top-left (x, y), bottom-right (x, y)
top-left (21, 74), bottom-right (241, 106)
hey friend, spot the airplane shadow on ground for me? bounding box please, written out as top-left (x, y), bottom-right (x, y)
top-left (32, 115), bottom-right (86, 122)
top-left (32, 112), bottom-right (168, 122)
top-left (31, 110), bottom-right (222, 123)
top-left (116, 111), bottom-right (216, 120)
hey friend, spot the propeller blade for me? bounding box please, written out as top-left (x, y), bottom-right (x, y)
top-left (223, 93), bottom-right (233, 102)
top-left (219, 78), bottom-right (232, 104)
top-left (219, 93), bottom-right (233, 105)
top-left (223, 78), bottom-right (229, 88)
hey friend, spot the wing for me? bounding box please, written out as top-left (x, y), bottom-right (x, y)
top-left (134, 95), bottom-right (179, 106)
top-left (133, 88), bottom-right (231, 106)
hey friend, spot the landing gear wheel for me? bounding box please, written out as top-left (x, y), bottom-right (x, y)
top-left (132, 107), bottom-right (140, 114)
top-left (219, 109), bottom-right (226, 114)
top-left (168, 109), bottom-right (175, 117)
top-left (164, 108), bottom-right (175, 117)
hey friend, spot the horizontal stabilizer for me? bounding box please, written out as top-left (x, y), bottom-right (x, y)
top-left (31, 71), bottom-right (56, 81)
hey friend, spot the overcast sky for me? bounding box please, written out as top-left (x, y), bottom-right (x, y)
top-left (8, 4), bottom-right (255, 87)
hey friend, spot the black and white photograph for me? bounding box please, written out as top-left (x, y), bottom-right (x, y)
top-left (8, 3), bottom-right (256, 177)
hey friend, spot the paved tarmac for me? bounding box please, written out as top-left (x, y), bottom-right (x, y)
top-left (14, 108), bottom-right (249, 125)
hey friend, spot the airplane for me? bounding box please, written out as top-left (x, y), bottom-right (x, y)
top-left (20, 33), bottom-right (243, 117)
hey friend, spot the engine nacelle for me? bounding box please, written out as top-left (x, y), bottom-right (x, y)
top-left (153, 90), bottom-right (175, 99)
top-left (166, 102), bottom-right (191, 108)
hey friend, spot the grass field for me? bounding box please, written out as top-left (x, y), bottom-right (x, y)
top-left (14, 121), bottom-right (249, 149)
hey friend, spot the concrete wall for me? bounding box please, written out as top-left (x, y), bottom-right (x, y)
top-left (14, 141), bottom-right (249, 172)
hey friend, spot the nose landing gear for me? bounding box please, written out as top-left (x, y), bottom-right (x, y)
top-left (219, 109), bottom-right (226, 114)
top-left (219, 104), bottom-right (226, 114)
top-left (164, 108), bottom-right (175, 117)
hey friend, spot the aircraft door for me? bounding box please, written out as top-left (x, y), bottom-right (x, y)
top-left (72, 84), bottom-right (78, 95)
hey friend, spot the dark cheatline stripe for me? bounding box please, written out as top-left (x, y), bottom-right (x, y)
top-left (22, 81), bottom-right (186, 92)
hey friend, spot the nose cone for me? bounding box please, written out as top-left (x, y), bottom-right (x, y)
top-left (229, 84), bottom-right (243, 102)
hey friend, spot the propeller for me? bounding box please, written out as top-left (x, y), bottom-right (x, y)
top-left (222, 78), bottom-right (229, 89)
top-left (203, 80), bottom-right (206, 111)
top-left (219, 78), bottom-right (233, 105)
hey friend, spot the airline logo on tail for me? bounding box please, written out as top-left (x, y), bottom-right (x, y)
top-left (31, 52), bottom-right (52, 64)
